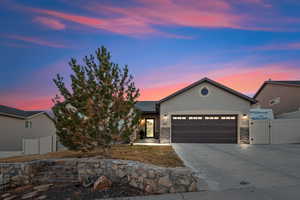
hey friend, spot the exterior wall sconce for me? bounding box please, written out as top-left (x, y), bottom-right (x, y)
top-left (242, 114), bottom-right (248, 120)
top-left (140, 119), bottom-right (145, 125)
top-left (163, 114), bottom-right (168, 121)
top-left (163, 114), bottom-right (168, 124)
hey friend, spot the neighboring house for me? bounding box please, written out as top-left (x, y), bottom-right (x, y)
top-left (254, 80), bottom-right (300, 118)
top-left (0, 105), bottom-right (56, 151)
top-left (136, 77), bottom-right (256, 144)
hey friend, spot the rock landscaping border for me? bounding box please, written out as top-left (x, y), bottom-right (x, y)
top-left (0, 158), bottom-right (199, 194)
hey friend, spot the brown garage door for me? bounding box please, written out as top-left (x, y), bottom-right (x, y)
top-left (171, 115), bottom-right (238, 143)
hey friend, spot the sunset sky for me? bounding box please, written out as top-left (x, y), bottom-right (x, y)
top-left (1, 0), bottom-right (300, 110)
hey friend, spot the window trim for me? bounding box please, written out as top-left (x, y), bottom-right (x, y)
top-left (200, 86), bottom-right (209, 97)
top-left (25, 120), bottom-right (32, 128)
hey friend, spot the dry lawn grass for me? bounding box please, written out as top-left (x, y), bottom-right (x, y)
top-left (0, 145), bottom-right (184, 167)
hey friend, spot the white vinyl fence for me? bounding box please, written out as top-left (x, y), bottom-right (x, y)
top-left (22, 135), bottom-right (57, 155)
top-left (250, 119), bottom-right (300, 144)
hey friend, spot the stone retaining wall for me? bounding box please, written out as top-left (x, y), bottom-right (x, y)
top-left (0, 158), bottom-right (198, 194)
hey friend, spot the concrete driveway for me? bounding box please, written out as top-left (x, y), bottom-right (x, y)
top-left (172, 144), bottom-right (300, 192)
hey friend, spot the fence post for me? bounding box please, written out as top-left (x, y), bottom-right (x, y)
top-left (268, 120), bottom-right (271, 144)
top-left (38, 137), bottom-right (41, 155)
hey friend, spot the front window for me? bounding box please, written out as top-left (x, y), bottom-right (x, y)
top-left (200, 87), bottom-right (209, 96)
top-left (25, 120), bottom-right (32, 128)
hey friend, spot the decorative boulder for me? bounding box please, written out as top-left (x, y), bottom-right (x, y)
top-left (93, 176), bottom-right (112, 191)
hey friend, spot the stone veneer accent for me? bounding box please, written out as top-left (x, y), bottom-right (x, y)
top-left (240, 127), bottom-right (250, 144)
top-left (160, 127), bottom-right (171, 143)
top-left (0, 158), bottom-right (198, 194)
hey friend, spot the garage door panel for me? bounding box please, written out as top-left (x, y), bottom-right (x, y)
top-left (172, 121), bottom-right (235, 125)
top-left (172, 122), bottom-right (236, 126)
top-left (172, 125), bottom-right (236, 130)
top-left (172, 125), bottom-right (236, 131)
top-left (171, 115), bottom-right (237, 143)
top-left (172, 129), bottom-right (236, 133)
top-left (172, 131), bottom-right (236, 136)
top-left (173, 138), bottom-right (237, 143)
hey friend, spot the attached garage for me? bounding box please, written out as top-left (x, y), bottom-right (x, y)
top-left (157, 78), bottom-right (256, 144)
top-left (171, 115), bottom-right (238, 143)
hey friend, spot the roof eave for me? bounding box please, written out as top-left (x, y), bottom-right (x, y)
top-left (140, 111), bottom-right (159, 115)
top-left (0, 112), bottom-right (26, 119)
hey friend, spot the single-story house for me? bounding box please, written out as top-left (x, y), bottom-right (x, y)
top-left (0, 105), bottom-right (56, 151)
top-left (136, 77), bottom-right (257, 144)
top-left (254, 80), bottom-right (300, 118)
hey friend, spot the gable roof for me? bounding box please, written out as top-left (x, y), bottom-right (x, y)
top-left (0, 105), bottom-right (49, 119)
top-left (135, 101), bottom-right (158, 113)
top-left (158, 77), bottom-right (257, 104)
top-left (254, 80), bottom-right (300, 99)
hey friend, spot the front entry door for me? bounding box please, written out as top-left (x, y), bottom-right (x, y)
top-left (146, 118), bottom-right (155, 138)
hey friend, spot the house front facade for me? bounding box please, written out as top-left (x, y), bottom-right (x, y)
top-left (136, 77), bottom-right (256, 144)
top-left (0, 105), bottom-right (56, 151)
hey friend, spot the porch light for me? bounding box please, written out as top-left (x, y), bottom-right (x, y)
top-left (140, 119), bottom-right (145, 125)
top-left (163, 114), bottom-right (168, 121)
top-left (242, 114), bottom-right (248, 120)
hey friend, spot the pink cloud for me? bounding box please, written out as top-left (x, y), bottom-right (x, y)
top-left (33, 16), bottom-right (66, 30)
top-left (25, 0), bottom-right (272, 38)
top-left (91, 1), bottom-right (243, 30)
top-left (29, 8), bottom-right (159, 36)
top-left (4, 34), bottom-right (67, 48)
top-left (86, 0), bottom-right (281, 32)
top-left (11, 0), bottom-right (300, 38)
top-left (20, 0), bottom-right (299, 38)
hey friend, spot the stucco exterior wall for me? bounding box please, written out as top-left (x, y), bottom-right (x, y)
top-left (255, 84), bottom-right (300, 116)
top-left (159, 82), bottom-right (251, 143)
top-left (0, 114), bottom-right (56, 151)
top-left (26, 114), bottom-right (56, 139)
top-left (0, 116), bottom-right (25, 151)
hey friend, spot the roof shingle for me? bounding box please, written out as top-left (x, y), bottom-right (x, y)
top-left (0, 105), bottom-right (44, 118)
top-left (135, 101), bottom-right (158, 113)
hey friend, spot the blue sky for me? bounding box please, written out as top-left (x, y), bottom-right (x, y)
top-left (1, 0), bottom-right (300, 110)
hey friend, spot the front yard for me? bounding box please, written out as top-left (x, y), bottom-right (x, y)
top-left (0, 145), bottom-right (184, 167)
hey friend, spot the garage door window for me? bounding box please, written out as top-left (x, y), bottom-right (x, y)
top-left (173, 116), bottom-right (186, 120)
top-left (188, 116), bottom-right (202, 120)
top-left (221, 116), bottom-right (236, 120)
